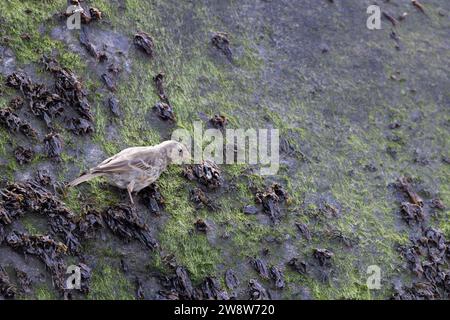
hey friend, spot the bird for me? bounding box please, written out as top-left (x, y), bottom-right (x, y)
top-left (67, 140), bottom-right (191, 204)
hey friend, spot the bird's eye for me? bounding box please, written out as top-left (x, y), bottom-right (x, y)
top-left (178, 148), bottom-right (183, 154)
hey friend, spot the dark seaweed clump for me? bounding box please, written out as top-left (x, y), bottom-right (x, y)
top-left (211, 32), bottom-right (232, 61)
top-left (0, 266), bottom-right (17, 298)
top-left (0, 107), bottom-right (37, 139)
top-left (6, 231), bottom-right (68, 291)
top-left (255, 183), bottom-right (288, 223)
top-left (134, 32), bottom-right (155, 57)
top-left (6, 71), bottom-right (64, 128)
top-left (103, 204), bottom-right (158, 250)
top-left (183, 160), bottom-right (222, 189)
top-left (158, 266), bottom-right (230, 300)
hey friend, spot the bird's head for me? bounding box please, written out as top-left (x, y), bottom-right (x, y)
top-left (161, 140), bottom-right (191, 164)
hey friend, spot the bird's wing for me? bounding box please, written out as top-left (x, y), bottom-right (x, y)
top-left (96, 147), bottom-right (150, 167)
top-left (91, 148), bottom-right (161, 174)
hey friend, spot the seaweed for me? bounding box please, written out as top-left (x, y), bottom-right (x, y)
top-left (269, 266), bottom-right (285, 289)
top-left (134, 32), bottom-right (155, 58)
top-left (211, 32), bottom-right (232, 61)
top-left (250, 257), bottom-right (270, 279)
top-left (6, 72), bottom-right (64, 128)
top-left (5, 231), bottom-right (67, 291)
top-left (15, 269), bottom-right (32, 294)
top-left (209, 114), bottom-right (227, 129)
top-left (153, 72), bottom-right (169, 104)
top-left (194, 219), bottom-right (208, 233)
top-left (295, 222), bottom-right (312, 241)
top-left (153, 102), bottom-right (175, 121)
top-left (224, 269), bottom-right (239, 290)
top-left (288, 258), bottom-right (308, 275)
top-left (103, 204), bottom-right (158, 250)
top-left (0, 266), bottom-right (16, 298)
top-left (313, 248), bottom-right (334, 267)
top-left (255, 183), bottom-right (288, 223)
top-left (108, 96), bottom-right (120, 117)
top-left (248, 279), bottom-right (270, 300)
top-left (44, 132), bottom-right (63, 161)
top-left (397, 177), bottom-right (423, 207)
top-left (190, 188), bottom-right (217, 211)
top-left (183, 160), bottom-right (222, 189)
top-left (0, 107), bottom-right (37, 139)
top-left (198, 276), bottom-right (229, 300)
top-left (158, 266), bottom-right (198, 300)
top-left (14, 146), bottom-right (34, 165)
top-left (66, 117), bottom-right (94, 135)
top-left (101, 73), bottom-right (117, 92)
top-left (42, 56), bottom-right (93, 123)
top-left (79, 29), bottom-right (106, 61)
top-left (139, 184), bottom-right (165, 216)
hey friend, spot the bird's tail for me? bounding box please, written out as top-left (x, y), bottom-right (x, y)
top-left (67, 172), bottom-right (104, 188)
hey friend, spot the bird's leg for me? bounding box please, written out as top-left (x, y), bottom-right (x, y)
top-left (127, 180), bottom-right (135, 205)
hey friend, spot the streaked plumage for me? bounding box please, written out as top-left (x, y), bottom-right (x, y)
top-left (68, 140), bottom-right (190, 204)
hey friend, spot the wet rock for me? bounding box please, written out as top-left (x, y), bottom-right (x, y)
top-left (183, 160), bottom-right (222, 189)
top-left (248, 279), bottom-right (270, 300)
top-left (0, 266), bottom-right (16, 298)
top-left (6, 231), bottom-right (67, 291)
top-left (255, 183), bottom-right (288, 223)
top-left (250, 257), bottom-right (270, 279)
top-left (243, 205), bottom-right (258, 215)
top-left (190, 188), bottom-right (217, 211)
top-left (295, 222), bottom-right (312, 241)
top-left (0, 107), bottom-right (37, 139)
top-left (224, 269), bottom-right (239, 290)
top-left (104, 204), bottom-right (158, 250)
top-left (153, 101), bottom-right (175, 121)
top-left (211, 32), bottom-right (232, 61)
top-left (134, 32), bottom-right (155, 58)
top-left (79, 30), bottom-right (102, 60)
top-left (270, 266), bottom-right (285, 289)
top-left (288, 258), bottom-right (307, 275)
top-left (313, 248), bottom-right (334, 267)
top-left (209, 114), bottom-right (227, 129)
top-left (139, 184), bottom-right (165, 216)
top-left (14, 146), bottom-right (34, 165)
top-left (194, 219), bottom-right (208, 233)
top-left (44, 132), bottom-right (63, 161)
